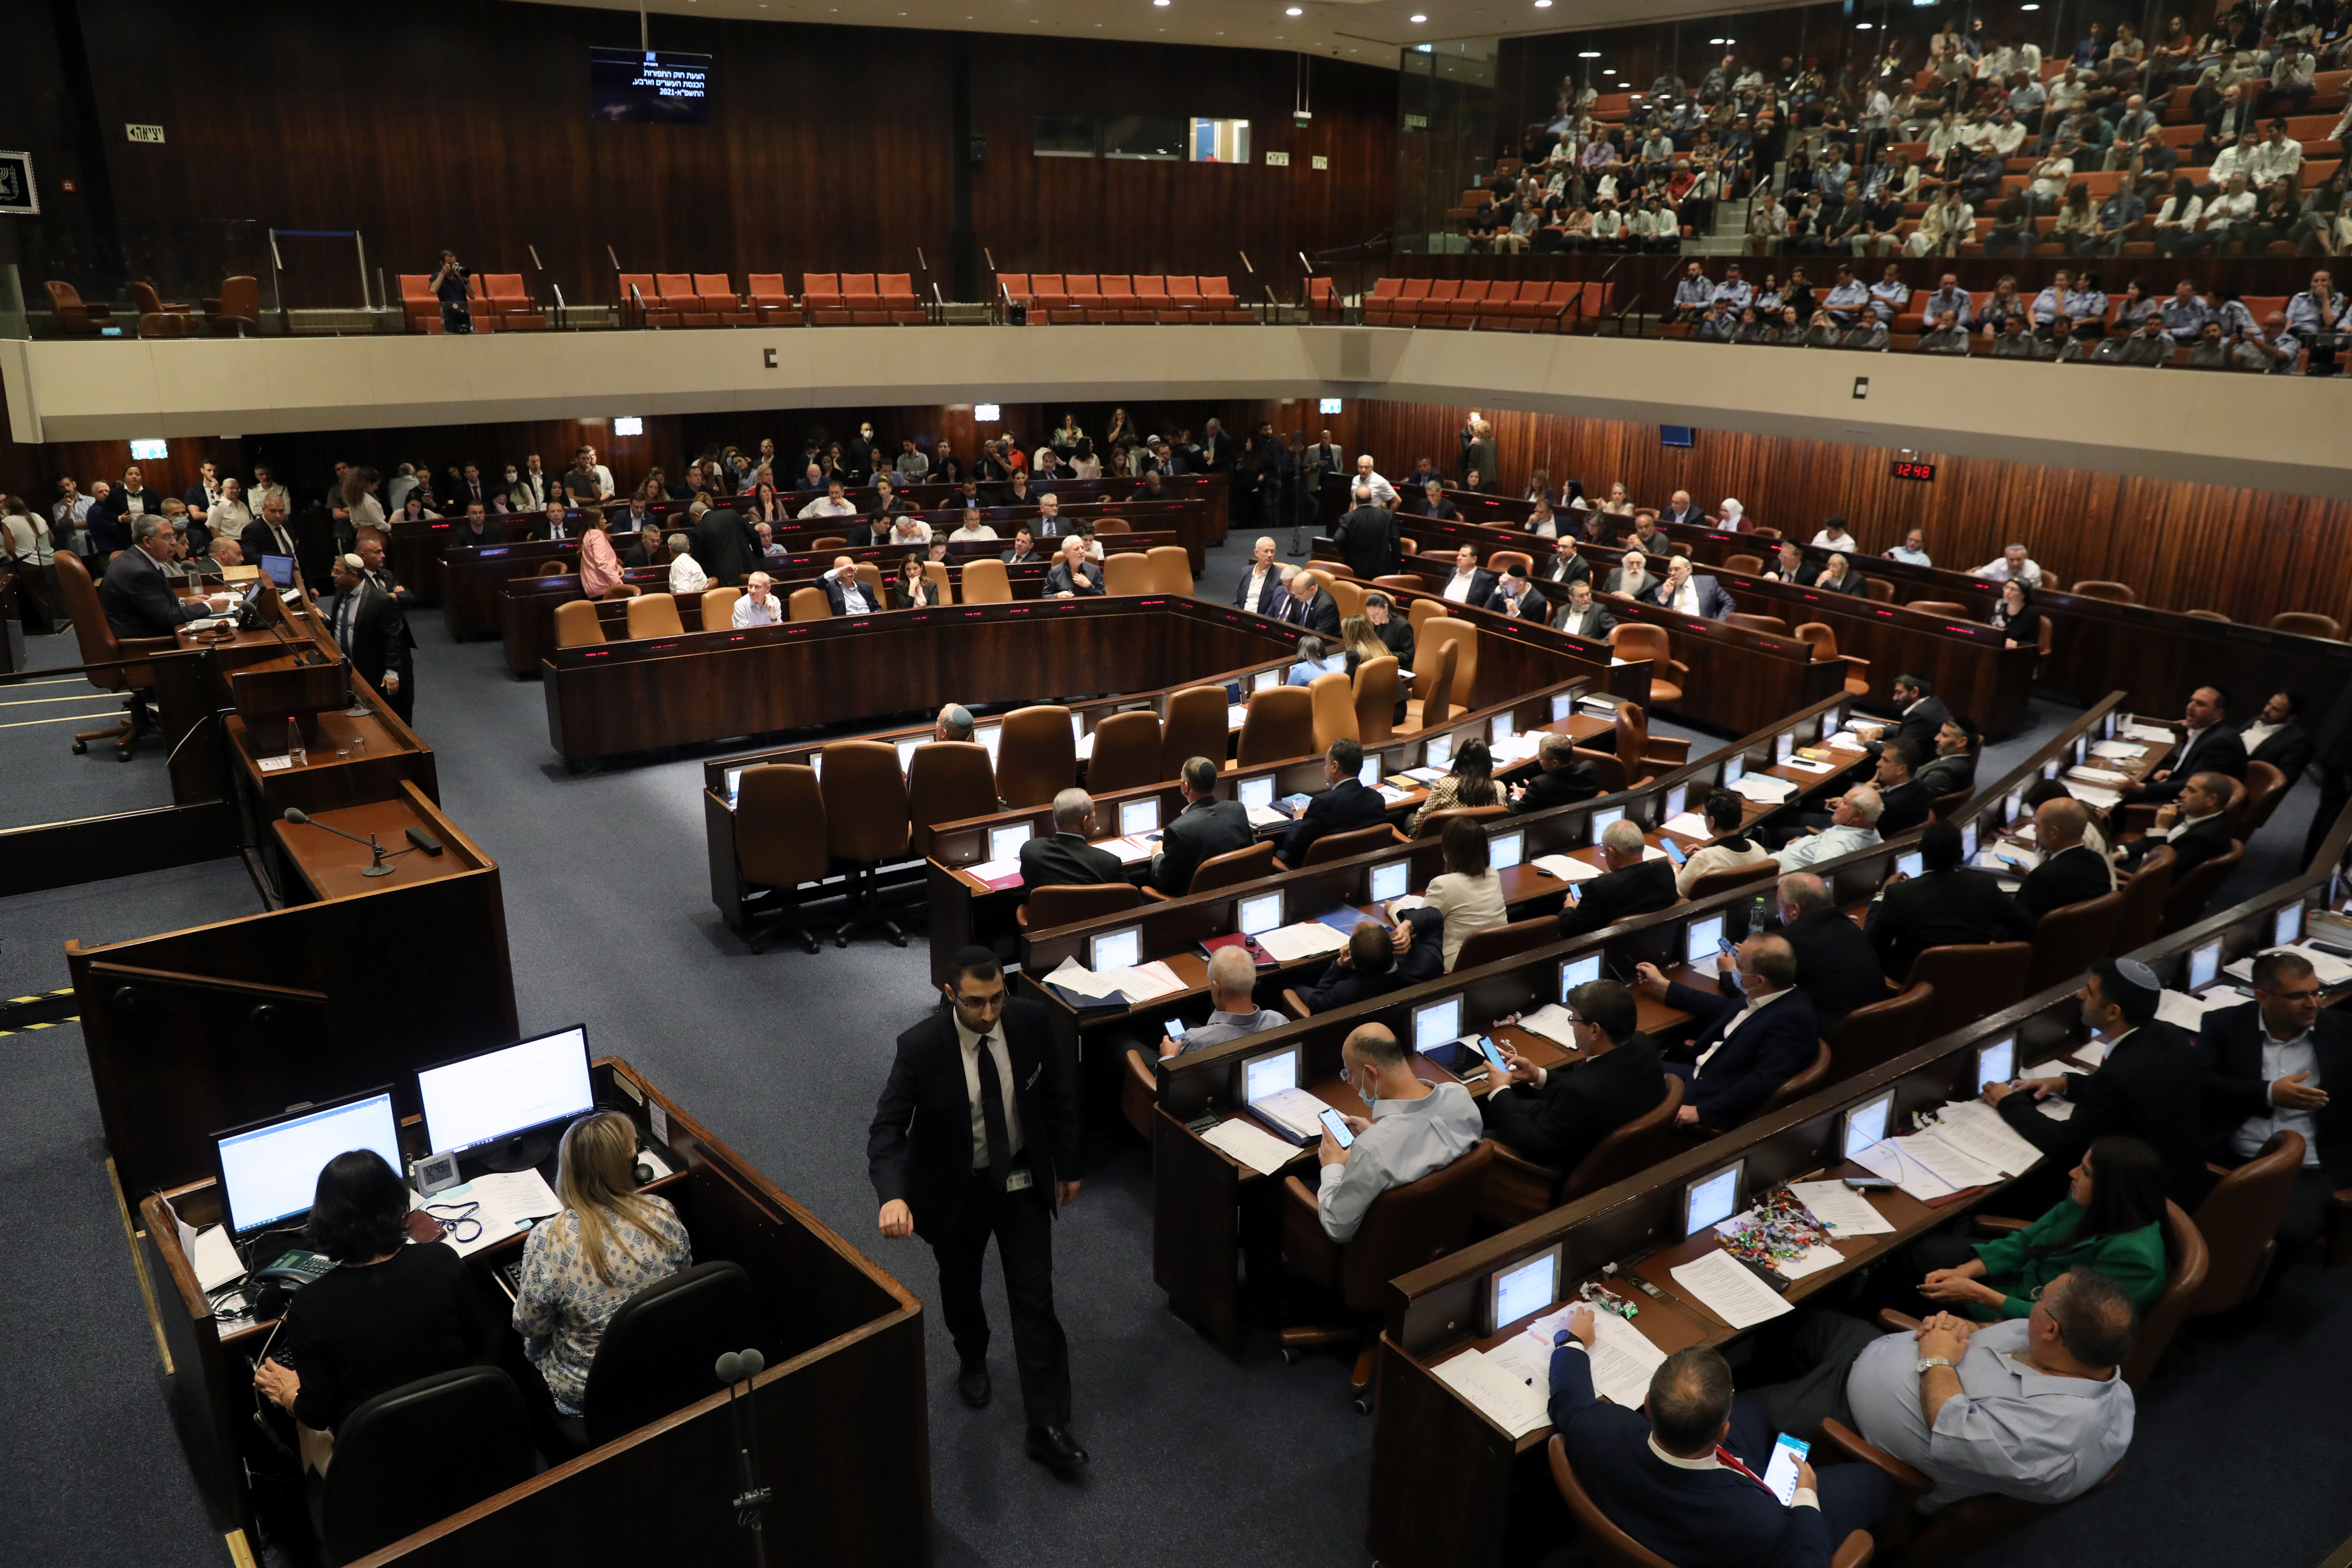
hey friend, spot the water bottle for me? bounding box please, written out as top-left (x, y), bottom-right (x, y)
top-left (287, 717), bottom-right (306, 768)
top-left (1748, 893), bottom-right (1771, 938)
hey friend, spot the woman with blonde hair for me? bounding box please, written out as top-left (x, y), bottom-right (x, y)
top-left (1338, 612), bottom-right (1389, 674)
top-left (513, 1111), bottom-right (691, 1417)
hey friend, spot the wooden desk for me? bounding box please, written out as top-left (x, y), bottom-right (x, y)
top-left (134, 1058), bottom-right (927, 1561)
top-left (270, 787), bottom-right (489, 903)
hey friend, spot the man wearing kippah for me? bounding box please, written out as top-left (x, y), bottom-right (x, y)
top-left (1981, 957), bottom-right (2205, 1206)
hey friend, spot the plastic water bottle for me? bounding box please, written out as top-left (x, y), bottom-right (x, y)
top-left (1749, 893), bottom-right (1771, 937)
top-left (287, 717), bottom-right (306, 768)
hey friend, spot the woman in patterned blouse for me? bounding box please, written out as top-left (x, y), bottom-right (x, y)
top-left (514, 1111), bottom-right (691, 1415)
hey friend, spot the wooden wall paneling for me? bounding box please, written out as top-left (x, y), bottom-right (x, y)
top-left (1350, 399), bottom-right (2352, 630)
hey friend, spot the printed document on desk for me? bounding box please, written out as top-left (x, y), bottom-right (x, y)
top-left (1432, 1347), bottom-right (1550, 1438)
top-left (1253, 921), bottom-right (1350, 963)
top-left (1203, 1117), bottom-right (1305, 1176)
top-left (1928, 1100), bottom-right (2045, 1177)
top-left (1513, 1308), bottom-right (1669, 1409)
top-left (1516, 1003), bottom-right (1584, 1050)
top-left (1250, 1085), bottom-right (1330, 1142)
top-left (1531, 854), bottom-right (1602, 882)
top-left (1670, 1248), bottom-right (1792, 1329)
top-left (1731, 775), bottom-right (1799, 804)
top-left (2158, 988), bottom-right (2239, 1031)
top-left (424, 1169), bottom-right (563, 1259)
top-left (1789, 1180), bottom-right (1897, 1237)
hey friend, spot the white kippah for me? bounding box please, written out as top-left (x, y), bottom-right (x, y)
top-left (340, 553), bottom-right (365, 571)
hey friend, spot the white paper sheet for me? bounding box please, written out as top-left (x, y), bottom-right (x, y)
top-left (1243, 803), bottom-right (1289, 828)
top-left (1226, 703), bottom-right (1252, 729)
top-left (1095, 834), bottom-right (1157, 863)
top-left (2072, 1038), bottom-right (2113, 1068)
top-left (1778, 1244), bottom-right (1847, 1280)
top-left (1043, 956), bottom-right (1124, 999)
top-left (1432, 1348), bottom-right (1551, 1437)
top-left (1377, 785), bottom-right (1416, 804)
top-left (426, 1169), bottom-right (563, 1259)
top-left (189, 1225), bottom-right (247, 1291)
top-left (1660, 811), bottom-right (1714, 839)
top-left (1927, 1100), bottom-right (2046, 1177)
top-left (2067, 766), bottom-right (2130, 786)
top-left (1099, 959), bottom-right (1185, 1003)
top-left (1788, 1180), bottom-right (1898, 1236)
top-left (1781, 756), bottom-right (1837, 774)
top-left (1895, 1128), bottom-right (2004, 1190)
top-left (1827, 731), bottom-right (1868, 752)
top-left (1731, 775), bottom-right (1799, 804)
top-left (2121, 721), bottom-right (2176, 743)
top-left (1852, 1138), bottom-right (1961, 1201)
top-left (965, 856), bottom-right (1023, 883)
top-left (2156, 988), bottom-right (2238, 1030)
top-left (1518, 1312), bottom-right (1671, 1409)
top-left (2088, 740), bottom-right (2144, 761)
top-left (1669, 1248), bottom-right (1793, 1329)
top-left (1516, 1003), bottom-right (1585, 1049)
top-left (2071, 785), bottom-right (2122, 810)
top-left (1253, 921), bottom-right (1350, 962)
top-left (1203, 1117), bottom-right (1306, 1176)
top-left (1531, 853), bottom-right (1603, 882)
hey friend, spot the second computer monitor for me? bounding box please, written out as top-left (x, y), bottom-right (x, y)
top-left (418, 1026), bottom-right (596, 1164)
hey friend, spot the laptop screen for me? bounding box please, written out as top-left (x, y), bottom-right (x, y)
top-left (1242, 1047), bottom-right (1299, 1102)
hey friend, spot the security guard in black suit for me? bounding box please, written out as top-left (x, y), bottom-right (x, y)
top-left (868, 948), bottom-right (1088, 1470)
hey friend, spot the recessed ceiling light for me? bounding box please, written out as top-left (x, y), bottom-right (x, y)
top-left (1410, 12), bottom-right (1426, 20)
top-left (1855, 20), bottom-right (1871, 27)
top-left (1577, 49), bottom-right (1599, 57)
top-left (1533, 1), bottom-right (1549, 8)
top-left (1600, 66), bottom-right (1614, 74)
top-left (2018, 2), bottom-right (2038, 8)
top-left (1286, 6), bottom-right (1301, 13)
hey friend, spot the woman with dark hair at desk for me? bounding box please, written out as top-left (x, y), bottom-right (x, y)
top-left (252, 1150), bottom-right (484, 1475)
top-left (1408, 738), bottom-right (1502, 836)
top-left (514, 1112), bottom-right (691, 1419)
top-left (1991, 578), bottom-right (2042, 651)
top-left (577, 508), bottom-right (624, 600)
top-left (892, 553), bottom-right (938, 610)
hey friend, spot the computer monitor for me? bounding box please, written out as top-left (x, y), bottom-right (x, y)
top-left (2186, 940), bottom-right (2221, 993)
top-left (1590, 805), bottom-right (1623, 842)
top-left (1551, 693), bottom-right (1575, 723)
top-left (1252, 667), bottom-right (1280, 693)
top-left (1490, 830), bottom-right (1524, 870)
top-left (1661, 784), bottom-right (1688, 825)
top-left (1776, 731), bottom-right (1795, 763)
top-left (1896, 850), bottom-right (1924, 881)
top-left (1684, 1161), bottom-right (1742, 1236)
top-left (214, 1087), bottom-right (402, 1238)
top-left (261, 553), bottom-right (295, 587)
top-left (725, 766), bottom-right (744, 807)
top-left (895, 737), bottom-right (920, 774)
top-left (1684, 912), bottom-right (1726, 966)
top-left (1490, 713), bottom-right (1513, 747)
top-left (1241, 1044), bottom-right (1301, 1103)
top-left (1089, 926), bottom-right (1142, 972)
top-left (988, 822), bottom-right (1031, 862)
top-left (1425, 734), bottom-right (1452, 768)
top-left (417, 1026), bottom-right (596, 1170)
top-left (1842, 1091), bottom-right (1893, 1160)
top-left (1369, 859), bottom-right (1409, 903)
top-left (1359, 755), bottom-right (1383, 787)
top-left (1239, 776), bottom-right (1275, 810)
top-left (2073, 735), bottom-right (2089, 765)
top-left (808, 752), bottom-right (823, 781)
top-left (1071, 713), bottom-right (1087, 746)
top-left (1412, 995), bottom-right (1463, 1056)
top-left (2042, 759), bottom-right (2061, 780)
top-left (1560, 953), bottom-right (1602, 1000)
top-left (1120, 798), bottom-right (1161, 836)
top-left (1961, 821), bottom-right (1979, 860)
top-left (1721, 754), bottom-right (1745, 786)
top-left (2006, 789), bottom-right (2027, 825)
top-left (975, 726), bottom-right (1003, 764)
top-left (1486, 1243), bottom-right (1562, 1334)
top-left (1237, 891), bottom-right (1283, 937)
top-left (1974, 1036), bottom-right (2016, 1093)
top-left (1819, 712), bottom-right (1839, 742)
top-left (2103, 709), bottom-right (2118, 738)
top-left (2275, 903), bottom-right (2306, 948)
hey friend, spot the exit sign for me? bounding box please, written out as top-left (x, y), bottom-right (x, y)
top-left (125, 124), bottom-right (165, 144)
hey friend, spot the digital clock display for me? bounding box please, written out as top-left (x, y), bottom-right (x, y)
top-left (1890, 458), bottom-right (1937, 481)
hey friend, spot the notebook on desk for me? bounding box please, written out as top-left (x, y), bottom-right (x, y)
top-left (1241, 1045), bottom-right (1327, 1144)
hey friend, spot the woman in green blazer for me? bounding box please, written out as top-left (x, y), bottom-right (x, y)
top-left (1913, 1135), bottom-right (2171, 1322)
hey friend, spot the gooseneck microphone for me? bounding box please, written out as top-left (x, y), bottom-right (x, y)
top-left (715, 1349), bottom-right (772, 1567)
top-left (280, 807), bottom-right (397, 877)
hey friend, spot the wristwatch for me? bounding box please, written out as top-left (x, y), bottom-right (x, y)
top-left (1915, 1356), bottom-right (1954, 1376)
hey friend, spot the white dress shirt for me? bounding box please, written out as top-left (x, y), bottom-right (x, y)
top-left (826, 568), bottom-right (875, 614)
top-left (1442, 570), bottom-right (1478, 604)
top-left (1694, 986), bottom-right (1796, 1069)
top-left (1667, 578), bottom-right (1701, 616)
top-left (732, 594), bottom-right (784, 628)
top-left (2229, 1022), bottom-right (2322, 1166)
top-left (800, 495), bottom-right (858, 518)
top-left (950, 1012), bottom-right (1027, 1176)
top-left (667, 554), bottom-right (709, 593)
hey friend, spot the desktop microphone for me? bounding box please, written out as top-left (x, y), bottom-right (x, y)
top-left (716, 1348), bottom-right (772, 1567)
top-left (280, 807), bottom-right (397, 876)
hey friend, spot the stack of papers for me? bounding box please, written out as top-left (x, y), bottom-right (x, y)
top-left (1432, 1347), bottom-right (1551, 1437)
top-left (2226, 944), bottom-right (2352, 987)
top-left (1242, 803), bottom-right (1289, 828)
top-left (1578, 695), bottom-right (1620, 715)
top-left (184, 1223), bottom-right (247, 1291)
top-left (1640, 846), bottom-right (1670, 862)
top-left (1508, 1308), bottom-right (1668, 1409)
top-left (1377, 785), bottom-right (1416, 805)
top-left (1788, 1180), bottom-right (1897, 1236)
top-left (1731, 775), bottom-right (1799, 804)
top-left (2156, 989), bottom-right (2238, 1030)
top-left (1250, 1084), bottom-right (1331, 1141)
top-left (1670, 1250), bottom-right (1793, 1328)
top-left (1927, 1100), bottom-right (2047, 1176)
top-left (1094, 835), bottom-right (1158, 863)
top-left (1254, 921), bottom-right (1350, 962)
top-left (1492, 733), bottom-right (1546, 765)
top-left (421, 1169), bottom-right (564, 1259)
top-left (2072, 784), bottom-right (2123, 810)
top-left (1226, 703), bottom-right (1252, 729)
top-left (1659, 810), bottom-right (1713, 839)
top-left (1516, 1003), bottom-right (1584, 1049)
top-left (2067, 766), bottom-right (2130, 787)
top-left (1851, 1102), bottom-right (2042, 1201)
top-left (1827, 730), bottom-right (1869, 752)
top-left (1043, 956), bottom-right (1185, 1004)
top-left (964, 857), bottom-right (1024, 889)
top-left (1203, 1117), bottom-right (1305, 1175)
top-left (2088, 740), bottom-right (2144, 761)
top-left (2121, 721), bottom-right (2176, 743)
top-left (1530, 853), bottom-right (1603, 882)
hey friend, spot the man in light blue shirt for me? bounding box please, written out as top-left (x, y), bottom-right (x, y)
top-left (1867, 265), bottom-right (1911, 324)
top-left (1316, 1023), bottom-right (1482, 1243)
top-left (1919, 275), bottom-right (1973, 330)
top-left (1821, 266), bottom-right (1871, 328)
top-left (1732, 1272), bottom-right (2135, 1515)
top-left (732, 572), bottom-right (785, 627)
top-left (1772, 786), bottom-right (1884, 871)
top-left (1709, 263), bottom-right (1754, 313)
top-left (1160, 946), bottom-right (1287, 1058)
top-left (1670, 261), bottom-right (1715, 321)
top-left (2159, 281), bottom-right (2213, 343)
top-left (1886, 528), bottom-right (1933, 567)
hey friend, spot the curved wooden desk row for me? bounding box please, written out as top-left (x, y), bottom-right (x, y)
top-left (496, 534), bottom-right (1184, 676)
top-left (1123, 693), bottom-right (2126, 1353)
top-left (1405, 490), bottom-right (2352, 721)
top-left (131, 1056), bottom-right (926, 1563)
top-left (1353, 520), bottom-right (2038, 736)
top-left (1017, 691), bottom-right (1855, 1036)
top-left (435, 496), bottom-right (1212, 638)
top-left (1364, 786), bottom-right (2352, 1568)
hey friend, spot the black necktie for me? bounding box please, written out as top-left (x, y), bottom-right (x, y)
top-left (976, 1037), bottom-right (1013, 1189)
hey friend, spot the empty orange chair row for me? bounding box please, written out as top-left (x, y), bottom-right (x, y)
top-left (1362, 278), bottom-right (1610, 333)
top-left (995, 273), bottom-right (1251, 324)
top-left (800, 273), bottom-right (926, 326)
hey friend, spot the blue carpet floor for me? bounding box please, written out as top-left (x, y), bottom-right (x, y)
top-left (0, 535), bottom-right (2344, 1568)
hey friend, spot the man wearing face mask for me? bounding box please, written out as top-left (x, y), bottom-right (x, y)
top-left (1312, 1022), bottom-right (1483, 1244)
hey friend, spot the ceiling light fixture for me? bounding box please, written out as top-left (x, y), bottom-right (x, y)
top-left (1286, 6), bottom-right (1301, 13)
top-left (1577, 49), bottom-right (1599, 58)
top-left (1410, 12), bottom-right (1426, 20)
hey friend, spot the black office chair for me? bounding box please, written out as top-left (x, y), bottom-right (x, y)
top-left (312, 1366), bottom-right (538, 1565)
top-left (548, 1260), bottom-right (758, 1456)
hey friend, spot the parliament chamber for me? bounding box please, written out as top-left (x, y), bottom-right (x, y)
top-left (6, 0), bottom-right (2352, 1566)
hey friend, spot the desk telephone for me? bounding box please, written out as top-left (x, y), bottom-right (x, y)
top-left (251, 1250), bottom-right (334, 1291)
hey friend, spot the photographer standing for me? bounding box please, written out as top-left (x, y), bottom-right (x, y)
top-left (431, 251), bottom-right (471, 334)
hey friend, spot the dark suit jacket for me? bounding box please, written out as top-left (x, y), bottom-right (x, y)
top-left (1600, 566), bottom-right (1656, 599)
top-left (2015, 844), bottom-right (2113, 919)
top-left (1512, 760), bottom-right (1603, 814)
top-left (1154, 797), bottom-right (1256, 894)
top-left (2195, 1001), bottom-right (2352, 1187)
top-left (1439, 569), bottom-right (1498, 609)
top-left (1018, 831), bottom-right (1125, 894)
top-left (1373, 617), bottom-right (1416, 667)
top-left (1301, 907), bottom-right (1445, 1011)
top-left (822, 573), bottom-right (887, 616)
top-left (1879, 696), bottom-right (1952, 760)
top-left (1646, 573), bottom-right (1735, 620)
top-left (1666, 982), bottom-right (1822, 1127)
top-left (1814, 569), bottom-right (1869, 596)
top-left (1233, 566), bottom-right (1286, 616)
top-left (1199, 432), bottom-right (1235, 472)
top-left (1535, 553), bottom-right (1592, 589)
top-left (321, 581), bottom-right (407, 691)
top-left (1271, 588), bottom-right (1340, 635)
top-left (621, 541), bottom-right (668, 569)
top-left (87, 492), bottom-right (162, 556)
top-left (1281, 778), bottom-right (1390, 865)
top-left (2139, 723), bottom-right (2248, 803)
top-left (1875, 778), bottom-right (1935, 836)
top-left (1045, 560), bottom-right (1106, 596)
top-left (1552, 1337), bottom-right (1834, 1568)
top-left (98, 550), bottom-right (211, 639)
top-left (1868, 868), bottom-right (2037, 979)
top-left (693, 507), bottom-right (758, 586)
top-left (1332, 505), bottom-right (1401, 580)
top-left (1913, 753), bottom-right (1976, 799)
top-left (2120, 810), bottom-right (2233, 880)
top-left (1483, 1036), bottom-right (1667, 1171)
top-left (1484, 582), bottom-right (1550, 623)
top-left (1558, 860), bottom-right (1679, 939)
top-left (1776, 906), bottom-right (1889, 1031)
top-left (2243, 721), bottom-right (2311, 783)
top-left (866, 999), bottom-right (1079, 1240)
top-left (1999, 1022), bottom-right (2206, 1202)
top-left (240, 516), bottom-right (302, 566)
top-left (1551, 602), bottom-right (1619, 641)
